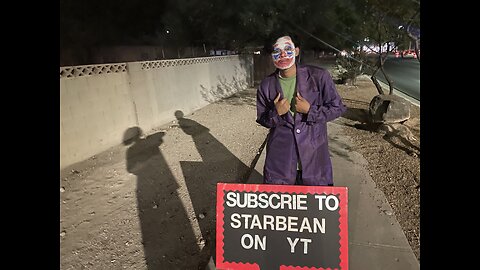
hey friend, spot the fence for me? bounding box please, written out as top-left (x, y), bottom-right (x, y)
top-left (60, 54), bottom-right (253, 169)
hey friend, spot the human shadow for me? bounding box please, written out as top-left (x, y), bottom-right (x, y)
top-left (174, 110), bottom-right (263, 268)
top-left (124, 126), bottom-right (199, 269)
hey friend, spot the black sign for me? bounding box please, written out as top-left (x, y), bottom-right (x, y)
top-left (216, 183), bottom-right (348, 270)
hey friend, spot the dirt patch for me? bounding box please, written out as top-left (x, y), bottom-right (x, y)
top-left (336, 77), bottom-right (420, 261)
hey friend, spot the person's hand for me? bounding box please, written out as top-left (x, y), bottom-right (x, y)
top-left (274, 93), bottom-right (290, 115)
top-left (295, 92), bottom-right (310, 114)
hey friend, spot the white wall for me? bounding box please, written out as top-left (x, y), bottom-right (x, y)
top-left (60, 55), bottom-right (253, 169)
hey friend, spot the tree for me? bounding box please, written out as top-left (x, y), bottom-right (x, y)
top-left (352, 0), bottom-right (420, 95)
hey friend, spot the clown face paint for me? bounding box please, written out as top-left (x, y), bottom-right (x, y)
top-left (271, 36), bottom-right (296, 70)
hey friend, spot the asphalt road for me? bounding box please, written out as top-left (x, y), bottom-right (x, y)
top-left (375, 57), bottom-right (420, 101)
top-left (299, 55), bottom-right (419, 103)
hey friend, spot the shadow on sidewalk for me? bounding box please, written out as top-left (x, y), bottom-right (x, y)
top-left (175, 110), bottom-right (263, 268)
top-left (124, 126), bottom-right (199, 269)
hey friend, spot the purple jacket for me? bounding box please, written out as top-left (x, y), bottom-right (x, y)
top-left (256, 64), bottom-right (347, 186)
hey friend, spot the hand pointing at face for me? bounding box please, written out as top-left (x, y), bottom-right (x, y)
top-left (295, 92), bottom-right (310, 114)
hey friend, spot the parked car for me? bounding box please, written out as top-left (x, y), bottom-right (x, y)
top-left (402, 49), bottom-right (417, 58)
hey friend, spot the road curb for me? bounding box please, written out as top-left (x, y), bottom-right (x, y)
top-left (377, 80), bottom-right (420, 107)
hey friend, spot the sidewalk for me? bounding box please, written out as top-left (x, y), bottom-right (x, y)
top-left (245, 118), bottom-right (420, 270)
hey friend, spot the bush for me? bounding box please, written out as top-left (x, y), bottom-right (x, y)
top-left (334, 51), bottom-right (369, 85)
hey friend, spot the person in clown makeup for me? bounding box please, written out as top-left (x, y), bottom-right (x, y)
top-left (256, 35), bottom-right (347, 186)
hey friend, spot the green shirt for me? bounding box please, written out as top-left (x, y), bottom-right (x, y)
top-left (278, 75), bottom-right (302, 170)
top-left (278, 75), bottom-right (297, 116)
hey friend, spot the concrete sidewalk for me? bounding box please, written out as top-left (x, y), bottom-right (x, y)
top-left (246, 118), bottom-right (419, 270)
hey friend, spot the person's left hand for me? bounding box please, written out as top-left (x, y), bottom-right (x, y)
top-left (295, 92), bottom-right (310, 114)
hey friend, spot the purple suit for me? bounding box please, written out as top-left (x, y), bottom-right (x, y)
top-left (256, 64), bottom-right (347, 186)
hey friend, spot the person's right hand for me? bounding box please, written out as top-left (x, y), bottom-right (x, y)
top-left (274, 93), bottom-right (290, 116)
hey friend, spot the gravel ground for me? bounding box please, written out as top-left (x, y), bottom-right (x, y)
top-left (335, 76), bottom-right (420, 262)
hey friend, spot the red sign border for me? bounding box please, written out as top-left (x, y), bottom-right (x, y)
top-left (216, 183), bottom-right (348, 270)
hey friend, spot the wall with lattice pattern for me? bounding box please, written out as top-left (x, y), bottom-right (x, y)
top-left (60, 55), bottom-right (253, 169)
